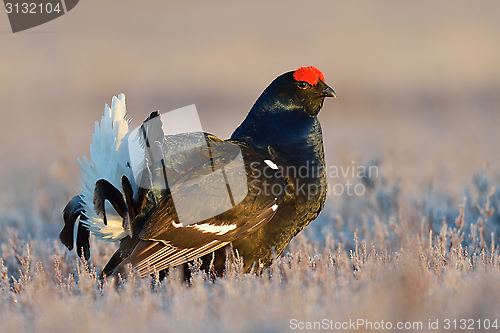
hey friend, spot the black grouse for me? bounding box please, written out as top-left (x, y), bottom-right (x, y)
top-left (60, 66), bottom-right (336, 277)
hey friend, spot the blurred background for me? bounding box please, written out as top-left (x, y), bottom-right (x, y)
top-left (1, 0), bottom-right (500, 240)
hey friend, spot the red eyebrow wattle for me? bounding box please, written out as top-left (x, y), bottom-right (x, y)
top-left (293, 66), bottom-right (325, 86)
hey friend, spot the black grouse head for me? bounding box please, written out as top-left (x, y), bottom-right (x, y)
top-left (255, 66), bottom-right (336, 117)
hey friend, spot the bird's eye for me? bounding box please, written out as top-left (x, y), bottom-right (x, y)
top-left (297, 81), bottom-right (309, 90)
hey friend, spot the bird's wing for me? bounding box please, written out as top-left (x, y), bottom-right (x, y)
top-left (132, 200), bottom-right (279, 277)
top-left (128, 240), bottom-right (231, 277)
top-left (127, 137), bottom-right (286, 275)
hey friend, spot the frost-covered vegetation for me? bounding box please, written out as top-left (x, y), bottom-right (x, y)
top-left (1, 158), bottom-right (500, 332)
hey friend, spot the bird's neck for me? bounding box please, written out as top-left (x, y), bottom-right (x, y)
top-left (231, 108), bottom-right (325, 169)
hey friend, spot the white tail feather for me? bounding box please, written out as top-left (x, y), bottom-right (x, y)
top-left (78, 93), bottom-right (134, 241)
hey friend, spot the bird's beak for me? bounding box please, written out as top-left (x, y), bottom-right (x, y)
top-left (322, 84), bottom-right (337, 99)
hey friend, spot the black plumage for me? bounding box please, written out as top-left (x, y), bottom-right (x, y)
top-left (60, 67), bottom-right (336, 278)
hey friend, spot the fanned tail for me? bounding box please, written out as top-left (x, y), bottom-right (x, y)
top-left (61, 94), bottom-right (135, 256)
